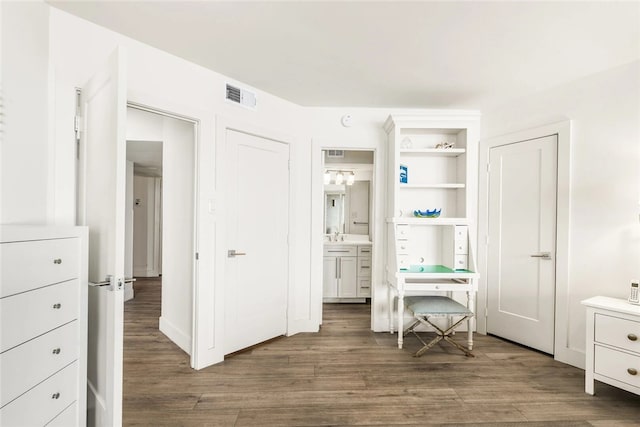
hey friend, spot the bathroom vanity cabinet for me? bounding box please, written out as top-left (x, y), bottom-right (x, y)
top-left (323, 244), bottom-right (372, 301)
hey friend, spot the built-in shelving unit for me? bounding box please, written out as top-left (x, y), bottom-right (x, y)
top-left (383, 113), bottom-right (481, 349)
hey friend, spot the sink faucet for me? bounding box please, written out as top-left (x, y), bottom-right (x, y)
top-left (333, 231), bottom-right (339, 242)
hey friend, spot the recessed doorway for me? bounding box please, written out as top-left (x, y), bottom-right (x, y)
top-left (321, 149), bottom-right (375, 319)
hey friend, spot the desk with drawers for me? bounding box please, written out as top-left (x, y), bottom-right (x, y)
top-left (1, 226), bottom-right (88, 426)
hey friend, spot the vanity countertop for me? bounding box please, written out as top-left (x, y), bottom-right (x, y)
top-left (324, 240), bottom-right (372, 246)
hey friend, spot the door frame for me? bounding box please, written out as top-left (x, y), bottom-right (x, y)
top-left (478, 120), bottom-right (576, 366)
top-left (126, 90), bottom-right (221, 369)
top-left (215, 117), bottom-right (295, 341)
top-left (310, 140), bottom-right (383, 330)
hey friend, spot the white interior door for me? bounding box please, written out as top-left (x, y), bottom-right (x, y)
top-left (78, 48), bottom-right (127, 427)
top-left (487, 134), bottom-right (557, 354)
top-left (225, 129), bottom-right (289, 355)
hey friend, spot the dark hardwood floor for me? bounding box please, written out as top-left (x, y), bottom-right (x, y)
top-left (123, 279), bottom-right (640, 426)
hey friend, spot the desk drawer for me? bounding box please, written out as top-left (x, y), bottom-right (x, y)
top-left (0, 280), bottom-right (78, 353)
top-left (0, 361), bottom-right (78, 426)
top-left (595, 345), bottom-right (640, 389)
top-left (1, 321), bottom-right (78, 407)
top-left (1, 238), bottom-right (79, 298)
top-left (595, 313), bottom-right (640, 353)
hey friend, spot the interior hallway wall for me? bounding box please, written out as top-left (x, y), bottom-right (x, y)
top-left (480, 60), bottom-right (640, 367)
top-left (48, 6), bottom-right (314, 363)
top-left (0, 1), bottom-right (50, 224)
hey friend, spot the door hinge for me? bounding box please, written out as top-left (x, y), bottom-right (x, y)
top-left (486, 163), bottom-right (491, 173)
top-left (195, 252), bottom-right (199, 260)
top-left (485, 235), bottom-right (490, 246)
top-left (485, 307), bottom-right (488, 317)
top-left (74, 88), bottom-right (82, 159)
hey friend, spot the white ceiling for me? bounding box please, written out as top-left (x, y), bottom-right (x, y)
top-left (47, 1), bottom-right (640, 109)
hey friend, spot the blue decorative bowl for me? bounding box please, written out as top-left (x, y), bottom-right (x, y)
top-left (413, 209), bottom-right (441, 218)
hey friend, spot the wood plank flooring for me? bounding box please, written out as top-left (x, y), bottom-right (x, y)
top-left (123, 279), bottom-right (640, 426)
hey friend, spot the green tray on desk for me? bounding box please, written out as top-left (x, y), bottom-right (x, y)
top-left (399, 264), bottom-right (473, 274)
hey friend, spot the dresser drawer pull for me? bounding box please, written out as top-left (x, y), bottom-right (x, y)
top-left (628, 334), bottom-right (638, 341)
top-left (52, 348), bottom-right (61, 355)
top-left (52, 392), bottom-right (61, 400)
top-left (52, 303), bottom-right (62, 309)
top-left (53, 258), bottom-right (63, 264)
top-left (627, 368), bottom-right (638, 376)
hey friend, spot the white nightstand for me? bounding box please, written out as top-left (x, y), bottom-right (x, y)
top-left (582, 296), bottom-right (640, 396)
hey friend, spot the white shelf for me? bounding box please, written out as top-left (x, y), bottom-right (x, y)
top-left (386, 217), bottom-right (470, 225)
top-left (400, 148), bottom-right (466, 156)
top-left (399, 183), bottom-right (465, 189)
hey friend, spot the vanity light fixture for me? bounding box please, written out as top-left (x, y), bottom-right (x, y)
top-left (346, 172), bottom-right (355, 185)
top-left (324, 169), bottom-right (355, 185)
top-left (323, 170), bottom-right (331, 185)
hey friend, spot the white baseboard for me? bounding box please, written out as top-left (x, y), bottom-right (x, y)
top-left (159, 316), bottom-right (191, 355)
top-left (133, 267), bottom-right (159, 277)
top-left (287, 319), bottom-right (320, 336)
top-left (124, 282), bottom-right (134, 302)
top-left (556, 346), bottom-right (585, 369)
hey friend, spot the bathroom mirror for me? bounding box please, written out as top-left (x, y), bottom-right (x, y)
top-left (324, 181), bottom-right (370, 236)
top-left (324, 192), bottom-right (345, 234)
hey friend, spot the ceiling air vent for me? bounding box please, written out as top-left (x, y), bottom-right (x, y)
top-left (326, 150), bottom-right (345, 158)
top-left (225, 83), bottom-right (257, 110)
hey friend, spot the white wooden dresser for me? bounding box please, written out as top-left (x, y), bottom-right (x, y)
top-left (0, 226), bottom-right (88, 426)
top-left (582, 296), bottom-right (640, 396)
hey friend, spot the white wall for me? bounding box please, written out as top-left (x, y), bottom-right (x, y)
top-left (480, 60), bottom-right (640, 366)
top-left (47, 7), bottom-right (313, 364)
top-left (132, 175), bottom-right (159, 277)
top-left (0, 1), bottom-right (50, 224)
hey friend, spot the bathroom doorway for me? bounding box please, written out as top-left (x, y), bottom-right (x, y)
top-left (321, 149), bottom-right (375, 314)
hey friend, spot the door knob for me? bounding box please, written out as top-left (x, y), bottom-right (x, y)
top-left (227, 250), bottom-right (247, 258)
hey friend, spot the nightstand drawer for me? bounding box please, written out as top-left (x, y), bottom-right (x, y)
top-left (1, 321), bottom-right (78, 407)
top-left (0, 280), bottom-right (79, 353)
top-left (595, 314), bottom-right (640, 353)
top-left (0, 361), bottom-right (78, 427)
top-left (595, 345), bottom-right (640, 389)
top-left (0, 238), bottom-right (79, 298)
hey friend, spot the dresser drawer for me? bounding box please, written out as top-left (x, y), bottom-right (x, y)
top-left (396, 224), bottom-right (410, 240)
top-left (594, 345), bottom-right (640, 389)
top-left (595, 313), bottom-right (640, 353)
top-left (0, 280), bottom-right (79, 353)
top-left (1, 321), bottom-right (78, 407)
top-left (1, 238), bottom-right (79, 298)
top-left (323, 245), bottom-right (357, 256)
top-left (0, 361), bottom-right (78, 426)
